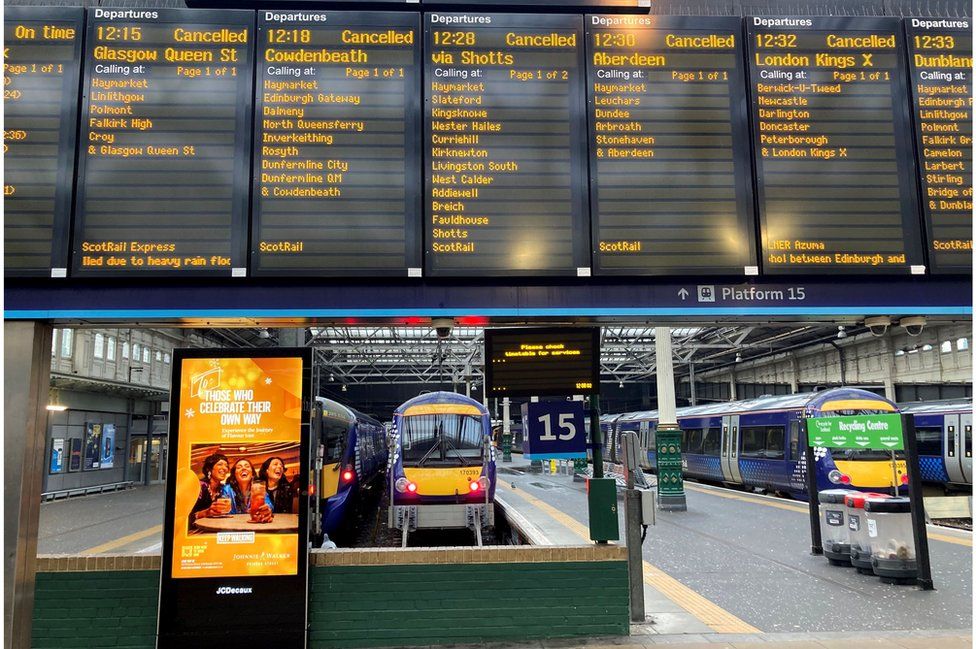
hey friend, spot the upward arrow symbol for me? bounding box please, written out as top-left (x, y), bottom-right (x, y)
top-left (678, 288), bottom-right (689, 300)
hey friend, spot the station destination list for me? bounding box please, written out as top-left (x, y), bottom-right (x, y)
top-left (253, 11), bottom-right (421, 276)
top-left (424, 13), bottom-right (590, 276)
top-left (4, 8), bottom-right (83, 276)
top-left (72, 8), bottom-right (254, 275)
top-left (747, 16), bottom-right (924, 273)
top-left (586, 15), bottom-right (757, 275)
top-left (905, 18), bottom-right (973, 274)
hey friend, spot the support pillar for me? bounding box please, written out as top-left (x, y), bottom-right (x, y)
top-left (688, 363), bottom-right (697, 406)
top-left (881, 335), bottom-right (897, 402)
top-left (655, 327), bottom-right (686, 511)
top-left (4, 321), bottom-right (53, 649)
top-left (501, 397), bottom-right (512, 462)
top-left (789, 353), bottom-right (800, 394)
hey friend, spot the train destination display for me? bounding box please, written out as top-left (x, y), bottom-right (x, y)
top-left (746, 16), bottom-right (925, 274)
top-left (424, 13), bottom-right (590, 276)
top-left (252, 11), bottom-right (421, 276)
top-left (586, 15), bottom-right (757, 275)
top-left (905, 18), bottom-right (973, 274)
top-left (485, 327), bottom-right (600, 397)
top-left (72, 8), bottom-right (254, 276)
top-left (4, 8), bottom-right (84, 277)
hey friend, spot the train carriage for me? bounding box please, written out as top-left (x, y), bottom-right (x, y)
top-left (388, 391), bottom-right (495, 544)
top-left (900, 398), bottom-right (972, 489)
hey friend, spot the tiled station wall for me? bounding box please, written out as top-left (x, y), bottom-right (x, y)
top-left (32, 547), bottom-right (629, 648)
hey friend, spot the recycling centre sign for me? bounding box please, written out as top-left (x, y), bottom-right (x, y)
top-left (806, 414), bottom-right (904, 450)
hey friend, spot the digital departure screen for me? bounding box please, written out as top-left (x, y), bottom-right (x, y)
top-left (485, 327), bottom-right (600, 397)
top-left (72, 8), bottom-right (254, 276)
top-left (586, 15), bottom-right (757, 275)
top-left (424, 13), bottom-right (590, 277)
top-left (4, 8), bottom-right (83, 277)
top-left (746, 16), bottom-right (924, 274)
top-left (252, 11), bottom-right (421, 276)
top-left (905, 18), bottom-right (973, 274)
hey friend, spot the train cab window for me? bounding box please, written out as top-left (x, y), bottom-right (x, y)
top-left (322, 419), bottom-right (347, 463)
top-left (741, 426), bottom-right (765, 458)
top-left (765, 427), bottom-right (785, 460)
top-left (915, 426), bottom-right (942, 456)
top-left (402, 414), bottom-right (483, 465)
top-left (702, 429), bottom-right (721, 456)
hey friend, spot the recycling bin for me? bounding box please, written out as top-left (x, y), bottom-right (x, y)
top-left (818, 489), bottom-right (856, 565)
top-left (864, 496), bottom-right (917, 584)
top-left (845, 492), bottom-right (890, 574)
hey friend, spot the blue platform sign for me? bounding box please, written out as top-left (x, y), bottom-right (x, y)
top-left (521, 401), bottom-right (586, 460)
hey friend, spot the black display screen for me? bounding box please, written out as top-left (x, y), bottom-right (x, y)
top-left (485, 327), bottom-right (600, 397)
top-left (4, 8), bottom-right (83, 277)
top-left (252, 11), bottom-right (422, 276)
top-left (905, 17), bottom-right (973, 274)
top-left (72, 8), bottom-right (254, 276)
top-left (746, 16), bottom-right (925, 274)
top-left (424, 13), bottom-right (590, 277)
top-left (586, 15), bottom-right (757, 275)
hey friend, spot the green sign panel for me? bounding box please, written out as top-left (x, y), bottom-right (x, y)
top-left (656, 429), bottom-right (684, 496)
top-left (806, 414), bottom-right (904, 450)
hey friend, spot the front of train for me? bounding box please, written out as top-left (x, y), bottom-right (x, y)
top-left (805, 388), bottom-right (908, 495)
top-left (389, 391), bottom-right (495, 532)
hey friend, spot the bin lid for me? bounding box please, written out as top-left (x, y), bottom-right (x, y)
top-left (845, 492), bottom-right (891, 509)
top-left (864, 496), bottom-right (911, 513)
top-left (819, 489), bottom-right (855, 504)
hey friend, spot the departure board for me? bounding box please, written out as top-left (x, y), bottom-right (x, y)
top-left (73, 9), bottom-right (254, 276)
top-left (586, 15), bottom-right (757, 276)
top-left (905, 18), bottom-right (973, 274)
top-left (252, 11), bottom-right (421, 276)
top-left (4, 8), bottom-right (83, 277)
top-left (485, 327), bottom-right (600, 397)
top-left (746, 17), bottom-right (924, 274)
top-left (424, 13), bottom-right (590, 277)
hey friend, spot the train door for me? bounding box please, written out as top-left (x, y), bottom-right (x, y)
top-left (638, 420), bottom-right (651, 469)
top-left (963, 413), bottom-right (972, 484)
top-left (943, 414), bottom-right (966, 484)
top-left (720, 415), bottom-right (743, 483)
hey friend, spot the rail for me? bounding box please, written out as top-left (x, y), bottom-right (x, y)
top-left (41, 481), bottom-right (134, 502)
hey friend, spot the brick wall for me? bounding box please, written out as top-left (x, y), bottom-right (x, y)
top-left (32, 547), bottom-right (629, 648)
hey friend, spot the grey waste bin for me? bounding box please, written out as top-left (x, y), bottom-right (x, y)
top-left (864, 496), bottom-right (917, 585)
top-left (819, 489), bottom-right (856, 566)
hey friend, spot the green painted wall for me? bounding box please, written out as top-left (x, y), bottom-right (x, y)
top-left (32, 561), bottom-right (628, 648)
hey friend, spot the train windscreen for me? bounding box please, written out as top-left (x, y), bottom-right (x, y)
top-left (401, 414), bottom-right (484, 466)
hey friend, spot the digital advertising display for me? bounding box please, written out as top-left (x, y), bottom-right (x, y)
top-left (72, 8), bottom-right (255, 276)
top-left (746, 16), bottom-right (925, 274)
top-left (485, 327), bottom-right (600, 397)
top-left (586, 15), bottom-right (757, 275)
top-left (159, 348), bottom-right (311, 648)
top-left (424, 13), bottom-right (590, 276)
top-left (252, 11), bottom-right (422, 276)
top-left (905, 17), bottom-right (973, 274)
top-left (4, 7), bottom-right (84, 277)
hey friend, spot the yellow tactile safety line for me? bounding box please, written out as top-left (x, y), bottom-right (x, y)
top-left (496, 481), bottom-right (761, 634)
top-left (80, 524), bottom-right (162, 555)
top-left (684, 483), bottom-right (973, 547)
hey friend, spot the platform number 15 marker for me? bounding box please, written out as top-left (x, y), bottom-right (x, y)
top-left (537, 413), bottom-right (577, 441)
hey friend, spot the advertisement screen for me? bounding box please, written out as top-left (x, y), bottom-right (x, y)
top-left (100, 424), bottom-right (115, 469)
top-left (50, 438), bottom-right (65, 474)
top-left (84, 423), bottom-right (101, 470)
top-left (170, 355), bottom-right (304, 578)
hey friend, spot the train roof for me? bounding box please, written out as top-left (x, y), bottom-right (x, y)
top-left (315, 396), bottom-right (382, 427)
top-left (899, 398), bottom-right (973, 415)
top-left (395, 390), bottom-right (489, 416)
top-left (606, 388), bottom-right (897, 423)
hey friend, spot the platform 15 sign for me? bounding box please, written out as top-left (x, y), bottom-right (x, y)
top-left (806, 414), bottom-right (904, 450)
top-left (521, 401), bottom-right (586, 460)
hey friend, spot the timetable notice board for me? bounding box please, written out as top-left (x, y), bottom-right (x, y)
top-left (4, 8), bottom-right (83, 277)
top-left (252, 11), bottom-right (422, 276)
top-left (746, 17), bottom-right (924, 274)
top-left (905, 18), bottom-right (973, 274)
top-left (72, 8), bottom-right (254, 276)
top-left (586, 15), bottom-right (757, 275)
top-left (424, 13), bottom-right (590, 276)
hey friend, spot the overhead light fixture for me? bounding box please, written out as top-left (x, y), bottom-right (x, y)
top-left (47, 389), bottom-right (67, 412)
top-left (258, 328), bottom-right (271, 339)
top-left (328, 373), bottom-right (334, 382)
top-left (837, 326), bottom-right (847, 339)
top-left (341, 384), bottom-right (348, 392)
top-left (735, 353), bottom-right (742, 363)
top-left (619, 381), bottom-right (624, 389)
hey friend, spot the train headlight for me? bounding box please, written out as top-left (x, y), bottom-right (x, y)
top-left (477, 476), bottom-right (490, 491)
top-left (469, 480), bottom-right (480, 492)
top-left (406, 482), bottom-right (418, 493)
top-left (342, 467), bottom-right (355, 483)
top-left (394, 477), bottom-right (409, 493)
top-left (828, 469), bottom-right (852, 485)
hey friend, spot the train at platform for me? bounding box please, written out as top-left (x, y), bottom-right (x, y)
top-left (388, 391), bottom-right (496, 545)
top-left (312, 396), bottom-right (388, 545)
top-left (899, 398), bottom-right (972, 491)
top-left (601, 388), bottom-right (909, 500)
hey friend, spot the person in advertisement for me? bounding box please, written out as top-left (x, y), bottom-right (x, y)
top-left (190, 452), bottom-right (232, 527)
top-left (223, 458), bottom-right (273, 521)
top-left (258, 456), bottom-right (297, 514)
